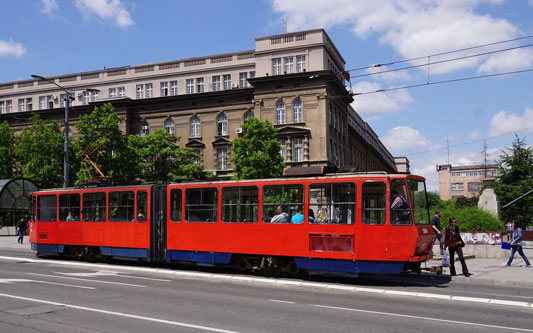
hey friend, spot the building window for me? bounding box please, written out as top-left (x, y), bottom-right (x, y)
top-left (109, 88), bottom-right (117, 98)
top-left (244, 112), bottom-right (254, 122)
top-left (284, 57), bottom-right (294, 73)
top-left (186, 79), bottom-right (194, 94)
top-left (250, 71), bottom-right (255, 78)
top-left (276, 101), bottom-right (285, 124)
top-left (145, 83), bottom-right (153, 98)
top-left (272, 58), bottom-right (282, 75)
top-left (239, 72), bottom-right (247, 88)
top-left (136, 85), bottom-right (144, 99)
top-left (6, 100), bottom-right (12, 113)
top-left (140, 122), bottom-right (149, 137)
top-left (47, 96), bottom-right (54, 109)
top-left (468, 182), bottom-right (481, 192)
top-left (60, 93), bottom-right (74, 107)
top-left (293, 138), bottom-right (303, 162)
top-left (118, 87), bottom-right (126, 97)
top-left (18, 99), bottom-right (24, 112)
top-left (297, 55), bottom-right (306, 72)
top-left (193, 148), bottom-right (202, 165)
top-left (451, 183), bottom-right (464, 192)
top-left (160, 82), bottom-right (168, 96)
top-left (190, 116), bottom-right (201, 138)
top-left (91, 91), bottom-right (98, 102)
top-left (82, 91), bottom-right (90, 105)
top-left (212, 76), bottom-right (221, 91)
top-left (196, 78), bottom-right (204, 93)
top-left (39, 96), bottom-right (45, 110)
top-left (170, 81), bottom-right (178, 95)
top-left (217, 148), bottom-right (228, 171)
top-left (279, 139), bottom-right (287, 161)
top-left (217, 113), bottom-right (227, 136)
top-left (293, 99), bottom-right (303, 123)
top-left (223, 74), bottom-right (231, 90)
top-left (164, 119), bottom-right (175, 134)
top-left (26, 98), bottom-right (32, 111)
top-left (0, 101), bottom-right (4, 114)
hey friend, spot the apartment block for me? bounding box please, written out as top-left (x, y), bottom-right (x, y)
top-left (437, 164), bottom-right (498, 200)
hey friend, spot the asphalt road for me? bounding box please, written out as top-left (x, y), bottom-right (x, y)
top-left (1, 246), bottom-right (532, 332)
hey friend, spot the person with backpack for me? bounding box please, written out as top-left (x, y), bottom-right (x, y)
top-left (16, 218), bottom-right (27, 244)
top-left (505, 221), bottom-right (531, 267)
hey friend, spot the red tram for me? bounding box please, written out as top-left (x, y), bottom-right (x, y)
top-left (29, 173), bottom-right (434, 277)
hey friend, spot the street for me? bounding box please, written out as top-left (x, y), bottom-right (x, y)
top-left (0, 240), bottom-right (532, 332)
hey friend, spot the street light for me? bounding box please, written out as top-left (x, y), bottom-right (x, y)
top-left (31, 74), bottom-right (100, 188)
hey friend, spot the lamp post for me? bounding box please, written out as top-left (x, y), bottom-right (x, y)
top-left (31, 74), bottom-right (99, 188)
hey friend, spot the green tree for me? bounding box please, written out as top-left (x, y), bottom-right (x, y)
top-left (73, 103), bottom-right (138, 185)
top-left (0, 121), bottom-right (16, 178)
top-left (14, 114), bottom-right (64, 188)
top-left (434, 200), bottom-right (504, 232)
top-left (128, 129), bottom-right (211, 183)
top-left (426, 191), bottom-right (441, 211)
top-left (493, 136), bottom-right (533, 226)
top-left (230, 118), bottom-right (285, 180)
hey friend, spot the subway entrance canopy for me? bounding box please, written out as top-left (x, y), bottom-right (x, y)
top-left (0, 178), bottom-right (38, 226)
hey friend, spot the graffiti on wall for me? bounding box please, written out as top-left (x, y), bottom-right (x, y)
top-left (461, 232), bottom-right (501, 245)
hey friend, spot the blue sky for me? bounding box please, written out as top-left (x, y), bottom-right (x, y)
top-left (1, 0), bottom-right (533, 191)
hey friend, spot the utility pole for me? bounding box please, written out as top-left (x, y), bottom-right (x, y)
top-left (446, 135), bottom-right (450, 164)
top-left (279, 19), bottom-right (287, 33)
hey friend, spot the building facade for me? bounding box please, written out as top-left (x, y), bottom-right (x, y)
top-left (437, 164), bottom-right (498, 200)
top-left (0, 29), bottom-right (397, 177)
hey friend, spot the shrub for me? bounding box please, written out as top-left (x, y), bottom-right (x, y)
top-left (435, 201), bottom-right (504, 232)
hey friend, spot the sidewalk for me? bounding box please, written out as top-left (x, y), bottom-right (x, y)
top-left (1, 236), bottom-right (532, 288)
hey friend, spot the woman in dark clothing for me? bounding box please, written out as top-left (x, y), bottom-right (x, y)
top-left (445, 217), bottom-right (471, 277)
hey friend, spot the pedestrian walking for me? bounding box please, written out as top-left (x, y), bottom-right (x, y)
top-left (16, 218), bottom-right (27, 244)
top-left (431, 210), bottom-right (444, 255)
top-left (445, 217), bottom-right (471, 277)
top-left (505, 221), bottom-right (531, 267)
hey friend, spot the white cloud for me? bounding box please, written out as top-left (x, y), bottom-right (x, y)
top-left (271, 0), bottom-right (520, 75)
top-left (478, 48), bottom-right (533, 74)
top-left (488, 108), bottom-right (533, 136)
top-left (0, 39), bottom-right (26, 57)
top-left (381, 126), bottom-right (435, 154)
top-left (75, 0), bottom-right (134, 27)
top-left (351, 81), bottom-right (413, 115)
top-left (470, 130), bottom-right (482, 139)
top-left (41, 0), bottom-right (59, 15)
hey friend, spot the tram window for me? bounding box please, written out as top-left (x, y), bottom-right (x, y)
top-left (185, 188), bottom-right (218, 222)
top-left (137, 190), bottom-right (148, 222)
top-left (170, 189), bottom-right (182, 222)
top-left (408, 179), bottom-right (430, 225)
top-left (109, 191), bottom-right (135, 222)
top-left (309, 183), bottom-right (356, 224)
top-left (222, 186), bottom-right (259, 223)
top-left (362, 182), bottom-right (386, 225)
top-left (37, 195), bottom-right (57, 222)
top-left (390, 179), bottom-right (412, 225)
top-left (263, 184), bottom-right (304, 223)
top-left (59, 193), bottom-right (80, 222)
top-left (82, 192), bottom-right (106, 222)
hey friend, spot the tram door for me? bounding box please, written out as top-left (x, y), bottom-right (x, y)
top-left (150, 185), bottom-right (167, 262)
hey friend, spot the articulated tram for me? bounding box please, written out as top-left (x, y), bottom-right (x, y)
top-left (29, 172), bottom-right (433, 277)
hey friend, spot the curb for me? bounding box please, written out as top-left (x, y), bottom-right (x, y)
top-left (1, 255), bottom-right (532, 310)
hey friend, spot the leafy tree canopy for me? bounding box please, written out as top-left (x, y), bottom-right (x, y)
top-left (73, 103), bottom-right (137, 185)
top-left (0, 121), bottom-right (16, 179)
top-left (493, 136), bottom-right (533, 226)
top-left (229, 118), bottom-right (285, 180)
top-left (14, 114), bottom-right (63, 188)
top-left (128, 129), bottom-right (211, 183)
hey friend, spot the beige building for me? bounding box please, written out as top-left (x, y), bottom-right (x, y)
top-left (0, 29), bottom-right (398, 177)
top-left (437, 164), bottom-right (498, 200)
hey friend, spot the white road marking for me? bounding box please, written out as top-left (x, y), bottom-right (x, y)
top-left (0, 278), bottom-right (95, 290)
top-left (1, 255), bottom-right (531, 309)
top-left (269, 299), bottom-right (295, 304)
top-left (0, 292), bottom-right (240, 333)
top-left (27, 273), bottom-right (145, 287)
top-left (54, 271), bottom-right (171, 282)
top-left (312, 304), bottom-right (533, 332)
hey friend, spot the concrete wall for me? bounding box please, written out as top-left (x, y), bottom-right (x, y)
top-left (0, 226), bottom-right (17, 236)
top-left (434, 244), bottom-right (533, 259)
